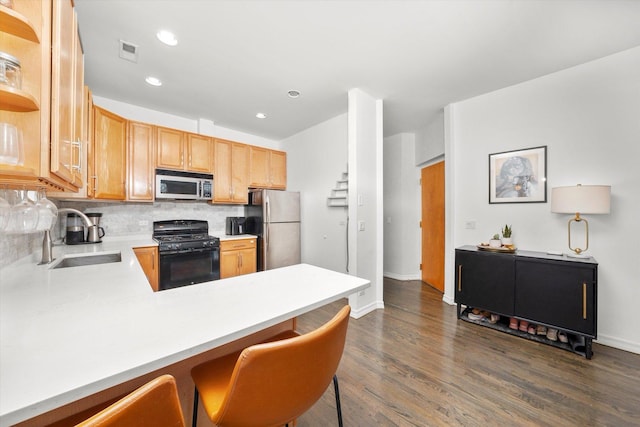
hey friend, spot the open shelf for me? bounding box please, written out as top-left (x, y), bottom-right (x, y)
top-left (0, 5), bottom-right (39, 43)
top-left (0, 85), bottom-right (39, 112)
top-left (459, 307), bottom-right (589, 358)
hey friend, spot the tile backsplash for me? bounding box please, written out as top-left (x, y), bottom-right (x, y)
top-left (0, 200), bottom-right (243, 269)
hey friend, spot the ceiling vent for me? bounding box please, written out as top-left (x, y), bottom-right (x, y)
top-left (119, 40), bottom-right (138, 62)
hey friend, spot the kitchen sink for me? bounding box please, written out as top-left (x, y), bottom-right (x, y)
top-left (52, 252), bottom-right (122, 269)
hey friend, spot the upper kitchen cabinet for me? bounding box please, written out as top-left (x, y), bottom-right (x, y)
top-left (92, 106), bottom-right (126, 200)
top-left (0, 0), bottom-right (48, 185)
top-left (156, 126), bottom-right (184, 170)
top-left (156, 127), bottom-right (213, 173)
top-left (249, 146), bottom-right (286, 189)
top-left (127, 120), bottom-right (155, 201)
top-left (187, 133), bottom-right (213, 173)
top-left (213, 138), bottom-right (249, 204)
top-left (0, 0), bottom-right (84, 191)
top-left (50, 0), bottom-right (84, 188)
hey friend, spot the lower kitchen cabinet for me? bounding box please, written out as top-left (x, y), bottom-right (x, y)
top-left (220, 238), bottom-right (256, 279)
top-left (455, 245), bottom-right (598, 359)
top-left (133, 246), bottom-right (158, 291)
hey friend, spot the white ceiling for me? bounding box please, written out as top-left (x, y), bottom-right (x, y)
top-left (74, 0), bottom-right (640, 141)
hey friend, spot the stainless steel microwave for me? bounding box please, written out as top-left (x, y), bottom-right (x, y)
top-left (155, 169), bottom-right (213, 201)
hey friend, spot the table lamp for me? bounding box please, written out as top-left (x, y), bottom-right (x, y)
top-left (550, 184), bottom-right (611, 257)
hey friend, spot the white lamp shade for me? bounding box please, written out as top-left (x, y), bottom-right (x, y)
top-left (551, 185), bottom-right (611, 214)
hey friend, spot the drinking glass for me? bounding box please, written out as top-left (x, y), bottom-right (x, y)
top-left (35, 188), bottom-right (58, 231)
top-left (0, 123), bottom-right (23, 166)
top-left (8, 189), bottom-right (37, 233)
top-left (0, 190), bottom-right (10, 232)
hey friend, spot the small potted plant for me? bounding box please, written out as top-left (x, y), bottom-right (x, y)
top-left (489, 233), bottom-right (502, 248)
top-left (502, 224), bottom-right (513, 246)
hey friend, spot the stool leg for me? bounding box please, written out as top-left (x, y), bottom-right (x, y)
top-left (192, 387), bottom-right (199, 427)
top-left (333, 375), bottom-right (343, 427)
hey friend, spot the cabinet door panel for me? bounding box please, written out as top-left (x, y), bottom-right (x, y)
top-left (93, 107), bottom-right (126, 199)
top-left (220, 251), bottom-right (238, 279)
top-left (127, 121), bottom-right (155, 201)
top-left (187, 134), bottom-right (212, 172)
top-left (214, 139), bottom-right (232, 202)
top-left (50, 0), bottom-right (75, 184)
top-left (516, 259), bottom-right (596, 335)
top-left (156, 127), bottom-right (184, 170)
top-left (231, 143), bottom-right (248, 203)
top-left (270, 150), bottom-right (286, 189)
top-left (455, 250), bottom-right (515, 316)
top-left (249, 146), bottom-right (269, 187)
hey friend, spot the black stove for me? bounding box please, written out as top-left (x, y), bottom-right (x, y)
top-left (152, 220), bottom-right (220, 290)
top-left (153, 220), bottom-right (219, 253)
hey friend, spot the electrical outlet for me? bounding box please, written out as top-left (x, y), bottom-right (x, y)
top-left (465, 221), bottom-right (476, 229)
top-left (359, 290), bottom-right (365, 296)
top-left (138, 220), bottom-right (149, 226)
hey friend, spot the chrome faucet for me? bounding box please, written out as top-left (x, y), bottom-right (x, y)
top-left (40, 208), bottom-right (95, 265)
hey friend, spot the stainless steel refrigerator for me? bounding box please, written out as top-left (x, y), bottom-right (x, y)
top-left (245, 189), bottom-right (301, 271)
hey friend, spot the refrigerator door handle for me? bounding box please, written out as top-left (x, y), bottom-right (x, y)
top-left (265, 195), bottom-right (270, 252)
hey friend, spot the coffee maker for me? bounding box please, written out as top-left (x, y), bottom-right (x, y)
top-left (65, 212), bottom-right (105, 244)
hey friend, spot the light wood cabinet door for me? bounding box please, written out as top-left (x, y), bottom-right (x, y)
top-left (269, 149), bottom-right (287, 189)
top-left (214, 139), bottom-right (233, 202)
top-left (249, 147), bottom-right (286, 189)
top-left (231, 142), bottom-right (249, 204)
top-left (92, 106), bottom-right (126, 199)
top-left (50, 0), bottom-right (76, 185)
top-left (249, 146), bottom-right (269, 187)
top-left (156, 127), bottom-right (184, 170)
top-left (0, 0), bottom-right (49, 183)
top-left (134, 246), bottom-right (159, 291)
top-left (220, 239), bottom-right (257, 278)
top-left (127, 121), bottom-right (155, 201)
top-left (187, 133), bottom-right (213, 173)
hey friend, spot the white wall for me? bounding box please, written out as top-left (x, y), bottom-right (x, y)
top-left (281, 114), bottom-right (349, 273)
top-left (415, 110), bottom-right (444, 166)
top-left (445, 46), bottom-right (640, 354)
top-left (348, 89), bottom-right (384, 318)
top-left (93, 96), bottom-right (281, 149)
top-left (383, 133), bottom-right (421, 280)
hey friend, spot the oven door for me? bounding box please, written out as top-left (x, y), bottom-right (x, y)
top-left (158, 247), bottom-right (220, 291)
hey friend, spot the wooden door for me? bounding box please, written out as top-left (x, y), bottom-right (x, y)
top-left (231, 143), bottom-right (249, 203)
top-left (249, 146), bottom-right (269, 187)
top-left (156, 127), bottom-right (184, 170)
top-left (187, 133), bottom-right (212, 172)
top-left (421, 161), bottom-right (445, 292)
top-left (214, 139), bottom-right (232, 202)
top-left (127, 121), bottom-right (155, 201)
top-left (134, 246), bottom-right (158, 291)
top-left (269, 150), bottom-right (287, 189)
top-left (93, 107), bottom-right (126, 199)
top-left (220, 250), bottom-right (239, 279)
top-left (50, 0), bottom-right (75, 184)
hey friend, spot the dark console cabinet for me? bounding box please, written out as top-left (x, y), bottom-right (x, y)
top-left (455, 246), bottom-right (598, 358)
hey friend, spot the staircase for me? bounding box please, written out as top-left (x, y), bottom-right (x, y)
top-left (327, 172), bottom-right (348, 207)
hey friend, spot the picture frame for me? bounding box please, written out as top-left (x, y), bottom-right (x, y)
top-left (489, 146), bottom-right (547, 204)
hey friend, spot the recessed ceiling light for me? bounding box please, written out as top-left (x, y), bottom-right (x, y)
top-left (288, 90), bottom-right (301, 98)
top-left (156, 30), bottom-right (178, 46)
top-left (256, 113), bottom-right (267, 119)
top-left (145, 76), bottom-right (162, 86)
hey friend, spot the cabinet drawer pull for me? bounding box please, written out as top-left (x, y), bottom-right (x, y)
top-left (457, 265), bottom-right (462, 292)
top-left (583, 282), bottom-right (587, 319)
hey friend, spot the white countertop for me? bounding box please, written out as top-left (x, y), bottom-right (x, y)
top-left (216, 234), bottom-right (257, 241)
top-left (0, 238), bottom-right (369, 426)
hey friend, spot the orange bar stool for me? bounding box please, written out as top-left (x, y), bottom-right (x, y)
top-left (190, 305), bottom-right (351, 427)
top-left (75, 374), bottom-right (185, 427)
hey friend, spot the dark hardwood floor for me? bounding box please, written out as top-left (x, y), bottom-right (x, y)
top-left (295, 278), bottom-right (640, 426)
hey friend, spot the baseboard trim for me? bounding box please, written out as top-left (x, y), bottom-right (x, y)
top-left (595, 334), bottom-right (640, 355)
top-left (351, 300), bottom-right (384, 319)
top-left (383, 272), bottom-right (421, 281)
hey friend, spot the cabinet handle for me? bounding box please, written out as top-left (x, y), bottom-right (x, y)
top-left (239, 253), bottom-right (243, 268)
top-left (93, 176), bottom-right (98, 195)
top-left (457, 265), bottom-right (462, 292)
top-left (582, 282), bottom-right (587, 319)
top-left (71, 140), bottom-right (82, 172)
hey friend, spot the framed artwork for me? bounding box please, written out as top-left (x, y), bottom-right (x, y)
top-left (489, 146), bottom-right (547, 204)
